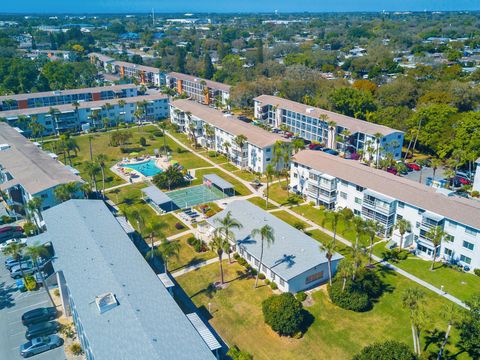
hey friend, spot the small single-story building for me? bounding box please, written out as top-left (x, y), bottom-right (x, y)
top-left (202, 174), bottom-right (235, 197)
top-left (141, 185), bottom-right (175, 213)
top-left (203, 200), bottom-right (343, 293)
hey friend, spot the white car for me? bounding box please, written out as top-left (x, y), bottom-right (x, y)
top-left (0, 238), bottom-right (26, 251)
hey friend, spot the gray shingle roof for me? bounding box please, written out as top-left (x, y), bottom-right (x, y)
top-left (208, 200), bottom-right (342, 281)
top-left (42, 200), bottom-right (215, 360)
top-left (0, 123), bottom-right (82, 195)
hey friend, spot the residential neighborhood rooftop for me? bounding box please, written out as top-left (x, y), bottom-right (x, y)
top-left (254, 94), bottom-right (402, 136)
top-left (0, 123), bottom-right (81, 195)
top-left (40, 200), bottom-right (216, 360)
top-left (171, 99), bottom-right (289, 148)
top-left (208, 200), bottom-right (343, 281)
top-left (293, 150), bottom-right (480, 229)
top-left (168, 72), bottom-right (232, 92)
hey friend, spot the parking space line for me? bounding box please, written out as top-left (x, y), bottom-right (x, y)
top-left (6, 300), bottom-right (49, 314)
top-left (9, 330), bottom-right (25, 337)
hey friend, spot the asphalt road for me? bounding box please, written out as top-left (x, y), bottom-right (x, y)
top-left (0, 254), bottom-right (66, 360)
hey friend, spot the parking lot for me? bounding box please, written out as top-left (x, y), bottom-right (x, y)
top-left (0, 254), bottom-right (66, 360)
top-left (402, 165), bottom-right (446, 185)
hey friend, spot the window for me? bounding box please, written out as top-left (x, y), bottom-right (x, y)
top-left (340, 192), bottom-right (347, 199)
top-left (247, 253), bottom-right (251, 261)
top-left (355, 197), bottom-right (362, 204)
top-left (254, 259), bottom-right (259, 267)
top-left (397, 214), bottom-right (403, 220)
top-left (416, 222), bottom-right (420, 228)
top-left (465, 227), bottom-right (477, 236)
top-left (305, 271), bottom-right (324, 284)
top-left (279, 278), bottom-right (285, 287)
top-left (444, 248), bottom-right (452, 256)
top-left (397, 202), bottom-right (404, 208)
top-left (354, 209), bottom-right (361, 216)
top-left (463, 241), bottom-right (474, 251)
top-left (271, 272), bottom-right (276, 281)
top-left (449, 222), bottom-right (457, 229)
top-left (355, 185), bottom-right (364, 192)
top-left (460, 255), bottom-right (472, 264)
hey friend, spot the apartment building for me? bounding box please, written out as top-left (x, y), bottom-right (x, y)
top-left (0, 94), bottom-right (169, 135)
top-left (166, 72), bottom-right (231, 106)
top-left (254, 95), bottom-right (404, 161)
top-left (0, 123), bottom-right (83, 217)
top-left (202, 200), bottom-right (343, 293)
top-left (35, 200), bottom-right (217, 360)
top-left (290, 150), bottom-right (480, 269)
top-left (0, 84), bottom-right (138, 111)
top-left (89, 53), bottom-right (163, 87)
top-left (170, 99), bottom-right (289, 173)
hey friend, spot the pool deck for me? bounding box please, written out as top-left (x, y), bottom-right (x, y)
top-left (111, 156), bottom-right (170, 183)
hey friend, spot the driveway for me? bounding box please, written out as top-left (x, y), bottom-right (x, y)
top-left (0, 254), bottom-right (66, 360)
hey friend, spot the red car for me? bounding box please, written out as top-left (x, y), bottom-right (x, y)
top-left (386, 167), bottom-right (398, 175)
top-left (406, 163), bottom-right (421, 171)
top-left (457, 176), bottom-right (471, 185)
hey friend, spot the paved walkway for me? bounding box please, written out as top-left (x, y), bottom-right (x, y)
top-left (171, 257), bottom-right (219, 278)
top-left (105, 182), bottom-right (133, 192)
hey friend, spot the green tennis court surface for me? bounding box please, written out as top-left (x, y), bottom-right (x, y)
top-left (166, 185), bottom-right (227, 208)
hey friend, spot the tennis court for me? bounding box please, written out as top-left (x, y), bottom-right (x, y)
top-left (166, 184), bottom-right (227, 209)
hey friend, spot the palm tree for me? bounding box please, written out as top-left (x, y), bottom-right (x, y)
top-left (264, 164), bottom-right (275, 209)
top-left (157, 239), bottom-right (180, 272)
top-left (25, 242), bottom-right (55, 306)
top-left (223, 141), bottom-right (231, 161)
top-left (233, 134), bottom-right (248, 169)
top-left (188, 122), bottom-right (199, 149)
top-left (26, 197), bottom-right (43, 233)
top-left (214, 211), bottom-right (243, 263)
top-left (320, 239), bottom-right (336, 286)
top-left (340, 129), bottom-right (351, 156)
top-left (47, 107), bottom-right (60, 135)
top-left (84, 161), bottom-right (101, 193)
top-left (158, 121), bottom-right (168, 155)
top-left (210, 230), bottom-right (230, 284)
top-left (426, 226), bottom-right (449, 270)
top-left (89, 109), bottom-right (101, 129)
top-left (130, 210), bottom-right (145, 235)
top-left (71, 101), bottom-right (80, 130)
top-left (365, 220), bottom-right (382, 265)
top-left (2, 242), bottom-right (26, 277)
top-left (291, 138), bottom-right (304, 154)
top-left (54, 182), bottom-right (80, 202)
top-left (327, 120), bottom-right (336, 149)
top-left (117, 99), bottom-right (127, 126)
top-left (251, 225), bottom-right (275, 289)
top-left (402, 287), bottom-right (426, 355)
top-left (431, 158), bottom-right (442, 178)
top-left (395, 218), bottom-right (411, 250)
top-left (373, 132), bottom-right (383, 168)
top-left (337, 259), bottom-right (354, 291)
top-left (95, 154), bottom-right (108, 198)
top-left (204, 124), bottom-right (215, 150)
top-left (144, 221), bottom-right (167, 262)
top-left (348, 216), bottom-right (366, 251)
top-left (321, 210), bottom-right (343, 245)
top-left (437, 303), bottom-right (460, 360)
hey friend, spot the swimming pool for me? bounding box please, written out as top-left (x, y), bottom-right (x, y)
top-left (120, 159), bottom-right (163, 177)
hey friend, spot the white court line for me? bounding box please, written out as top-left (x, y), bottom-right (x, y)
top-left (6, 300), bottom-right (48, 314)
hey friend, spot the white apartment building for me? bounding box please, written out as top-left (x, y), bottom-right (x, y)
top-left (166, 72), bottom-right (231, 107)
top-left (254, 95), bottom-right (404, 161)
top-left (290, 150), bottom-right (480, 270)
top-left (0, 94), bottom-right (169, 136)
top-left (170, 99), bottom-right (289, 173)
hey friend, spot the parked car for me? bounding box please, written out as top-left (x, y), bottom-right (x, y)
top-left (322, 148), bottom-right (339, 156)
top-left (0, 225), bottom-right (24, 243)
top-left (10, 262), bottom-right (35, 279)
top-left (21, 307), bottom-right (58, 326)
top-left (456, 176), bottom-right (471, 185)
top-left (406, 163), bottom-right (421, 171)
top-left (5, 255), bottom-right (31, 270)
top-left (456, 171), bottom-right (472, 180)
top-left (386, 167), bottom-right (398, 175)
top-left (20, 335), bottom-right (63, 358)
top-left (0, 237), bottom-right (27, 251)
top-left (25, 321), bottom-right (61, 340)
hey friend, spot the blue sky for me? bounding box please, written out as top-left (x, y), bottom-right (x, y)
top-left (2, 0), bottom-right (479, 13)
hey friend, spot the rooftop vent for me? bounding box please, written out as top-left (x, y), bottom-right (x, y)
top-left (95, 292), bottom-right (118, 314)
top-left (306, 108), bottom-right (314, 114)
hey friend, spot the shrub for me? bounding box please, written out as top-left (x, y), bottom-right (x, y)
top-left (205, 210), bottom-right (215, 217)
top-left (293, 221), bottom-right (306, 231)
top-left (139, 137), bottom-right (147, 146)
top-left (265, 279), bottom-right (270, 285)
top-left (69, 342), bottom-right (84, 356)
top-left (152, 130), bottom-right (163, 137)
top-left (397, 250), bottom-right (409, 260)
top-left (176, 147), bottom-right (183, 154)
top-left (474, 269), bottom-right (480, 277)
top-left (233, 253), bottom-right (241, 260)
top-left (296, 292), bottom-right (307, 302)
top-left (53, 289), bottom-right (60, 297)
top-left (227, 345), bottom-right (253, 360)
top-left (208, 151), bottom-right (217, 157)
top-left (193, 242), bottom-right (202, 252)
top-left (251, 268), bottom-right (258, 276)
top-left (472, 190), bottom-right (479, 198)
top-left (24, 276), bottom-right (37, 291)
top-left (187, 236), bottom-right (196, 246)
top-left (270, 282), bottom-right (278, 290)
top-left (60, 323), bottom-right (76, 338)
top-left (258, 273), bottom-right (266, 280)
top-left (352, 340), bottom-right (417, 360)
top-left (237, 257), bottom-right (247, 267)
top-left (328, 283), bottom-right (370, 312)
top-left (262, 293), bottom-right (304, 336)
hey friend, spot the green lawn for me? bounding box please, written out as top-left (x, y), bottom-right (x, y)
top-left (194, 202), bottom-right (223, 217)
top-left (106, 183), bottom-right (187, 237)
top-left (235, 170), bottom-right (263, 183)
top-left (167, 234), bottom-right (216, 272)
top-left (372, 242), bottom-right (480, 302)
top-left (247, 196), bottom-right (278, 210)
top-left (176, 261), bottom-right (466, 360)
top-left (219, 162), bottom-right (239, 172)
top-left (266, 181), bottom-right (290, 205)
top-left (271, 210), bottom-right (310, 229)
top-left (191, 168), bottom-right (251, 196)
top-left (308, 229), bottom-right (354, 256)
top-left (204, 152), bottom-right (229, 165)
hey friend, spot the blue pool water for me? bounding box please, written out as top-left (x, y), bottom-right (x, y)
top-left (121, 159), bottom-right (163, 177)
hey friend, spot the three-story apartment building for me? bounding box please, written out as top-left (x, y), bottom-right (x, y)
top-left (290, 150), bottom-right (480, 270)
top-left (254, 94), bottom-right (404, 161)
top-left (170, 99), bottom-right (289, 173)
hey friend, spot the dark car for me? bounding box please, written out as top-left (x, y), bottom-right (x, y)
top-left (20, 335), bottom-right (63, 358)
top-left (322, 148), bottom-right (339, 156)
top-left (25, 321), bottom-right (61, 340)
top-left (0, 225), bottom-right (23, 243)
top-left (22, 307), bottom-right (58, 326)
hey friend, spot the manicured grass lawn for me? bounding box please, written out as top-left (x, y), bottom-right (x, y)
top-left (372, 242), bottom-right (480, 302)
top-left (167, 234), bottom-right (216, 272)
top-left (194, 202), bottom-right (223, 217)
top-left (204, 153), bottom-right (229, 165)
top-left (265, 181), bottom-right (290, 205)
top-left (219, 162), bottom-right (239, 172)
top-left (176, 261), bottom-right (465, 360)
top-left (106, 183), bottom-right (187, 237)
top-left (247, 196), bottom-right (278, 210)
top-left (191, 168), bottom-right (251, 196)
top-left (308, 229), bottom-right (352, 256)
top-left (235, 170), bottom-right (263, 183)
top-left (271, 210), bottom-right (309, 229)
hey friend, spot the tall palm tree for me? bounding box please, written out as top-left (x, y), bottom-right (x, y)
top-left (95, 154), bottom-right (108, 198)
top-left (130, 209), bottom-right (145, 235)
top-left (321, 209), bottom-right (343, 245)
top-left (426, 226), bottom-right (449, 270)
top-left (214, 211), bottom-right (243, 263)
top-left (157, 239), bottom-right (180, 273)
top-left (54, 182), bottom-right (80, 202)
top-left (47, 107), bottom-right (60, 135)
top-left (320, 239), bottom-right (336, 286)
top-left (234, 134), bottom-right (248, 169)
top-left (373, 132), bottom-right (383, 168)
top-left (84, 161), bottom-right (101, 193)
top-left (395, 218), bottom-right (411, 250)
top-left (25, 242), bottom-right (55, 306)
top-left (402, 287), bottom-right (426, 355)
top-left (437, 303), bottom-right (460, 360)
top-left (223, 141), bottom-right (231, 161)
top-left (431, 158), bottom-right (442, 178)
top-left (204, 124), bottom-right (215, 150)
top-left (365, 220), bottom-right (382, 265)
top-left (2, 242), bottom-right (26, 277)
top-left (251, 225), bottom-right (275, 289)
top-left (337, 259), bottom-right (354, 292)
top-left (26, 197), bottom-right (43, 233)
top-left (71, 101), bottom-right (80, 130)
top-left (348, 216), bottom-right (366, 251)
top-left (210, 231), bottom-right (230, 284)
top-left (264, 164), bottom-right (275, 209)
top-left (117, 99), bottom-right (127, 127)
top-left (327, 120), bottom-right (337, 149)
top-left (158, 121), bottom-right (168, 154)
top-left (291, 138), bottom-right (304, 154)
top-left (188, 122), bottom-right (198, 149)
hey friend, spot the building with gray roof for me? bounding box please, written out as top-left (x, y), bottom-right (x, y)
top-left (205, 200), bottom-right (343, 292)
top-left (41, 200), bottom-right (216, 360)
